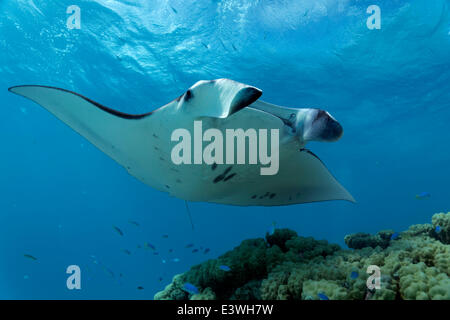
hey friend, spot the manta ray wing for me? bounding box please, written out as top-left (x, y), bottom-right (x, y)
top-left (8, 85), bottom-right (171, 191)
top-left (208, 147), bottom-right (355, 206)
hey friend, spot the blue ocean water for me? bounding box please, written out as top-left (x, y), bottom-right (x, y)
top-left (0, 0), bottom-right (449, 299)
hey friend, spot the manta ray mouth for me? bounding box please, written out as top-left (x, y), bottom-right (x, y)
top-left (312, 110), bottom-right (343, 142)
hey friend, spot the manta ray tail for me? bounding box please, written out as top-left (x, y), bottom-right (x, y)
top-left (8, 85), bottom-right (152, 170)
top-left (185, 201), bottom-right (195, 231)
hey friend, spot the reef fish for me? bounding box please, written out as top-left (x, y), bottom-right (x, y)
top-left (113, 226), bottom-right (124, 236)
top-left (317, 293), bottom-right (329, 300)
top-left (267, 221), bottom-right (276, 236)
top-left (183, 283), bottom-right (199, 295)
top-left (24, 254), bottom-right (37, 261)
top-left (435, 225), bottom-right (441, 233)
top-left (128, 220), bottom-right (140, 226)
top-left (144, 242), bottom-right (156, 250)
top-left (9, 79), bottom-right (354, 207)
top-left (390, 232), bottom-right (399, 240)
top-left (350, 271), bottom-right (358, 279)
top-left (415, 192), bottom-right (431, 200)
top-left (219, 265), bottom-right (231, 272)
top-left (121, 249), bottom-right (131, 255)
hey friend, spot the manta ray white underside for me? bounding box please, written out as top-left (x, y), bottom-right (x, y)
top-left (9, 78), bottom-right (355, 206)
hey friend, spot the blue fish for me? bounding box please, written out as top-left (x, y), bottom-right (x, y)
top-left (390, 232), bottom-right (399, 240)
top-left (415, 192), bottom-right (431, 200)
top-left (350, 271), bottom-right (359, 279)
top-left (317, 292), bottom-right (329, 300)
top-left (219, 265), bottom-right (231, 272)
top-left (183, 283), bottom-right (199, 295)
top-left (267, 222), bottom-right (276, 236)
top-left (435, 225), bottom-right (441, 233)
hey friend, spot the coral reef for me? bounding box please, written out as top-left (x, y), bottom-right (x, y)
top-left (344, 229), bottom-right (395, 249)
top-left (155, 212), bottom-right (450, 300)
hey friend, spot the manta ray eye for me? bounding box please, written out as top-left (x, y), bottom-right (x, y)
top-left (184, 90), bottom-right (193, 102)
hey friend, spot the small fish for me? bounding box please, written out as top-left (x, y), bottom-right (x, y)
top-left (162, 234), bottom-right (169, 238)
top-left (201, 42), bottom-right (208, 49)
top-left (159, 277), bottom-right (163, 282)
top-left (24, 254), bottom-right (37, 261)
top-left (318, 292), bottom-right (329, 300)
top-left (144, 242), bottom-right (156, 250)
top-left (192, 249), bottom-right (199, 253)
top-left (153, 252), bottom-right (159, 255)
top-left (122, 249), bottom-right (131, 255)
top-left (435, 225), bottom-right (441, 233)
top-left (204, 248), bottom-right (210, 254)
top-left (390, 232), bottom-right (400, 240)
top-left (172, 258), bottom-right (180, 263)
top-left (171, 6), bottom-right (177, 14)
top-left (162, 259), bottom-right (166, 264)
top-left (101, 265), bottom-right (115, 278)
top-left (185, 243), bottom-right (194, 248)
top-left (350, 271), bottom-right (359, 279)
top-left (219, 39), bottom-right (227, 50)
top-left (231, 44), bottom-right (238, 51)
top-left (89, 254), bottom-right (102, 271)
top-left (137, 286), bottom-right (144, 290)
top-left (137, 245), bottom-right (142, 249)
top-left (113, 226), bottom-right (124, 236)
top-left (183, 283), bottom-right (199, 295)
top-left (23, 275), bottom-right (29, 280)
top-left (128, 220), bottom-right (140, 227)
top-left (169, 249), bottom-right (173, 253)
top-left (219, 265), bottom-right (231, 272)
top-left (267, 221), bottom-right (276, 236)
top-left (415, 192), bottom-right (431, 200)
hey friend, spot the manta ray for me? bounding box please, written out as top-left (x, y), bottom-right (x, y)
top-left (8, 78), bottom-right (354, 206)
